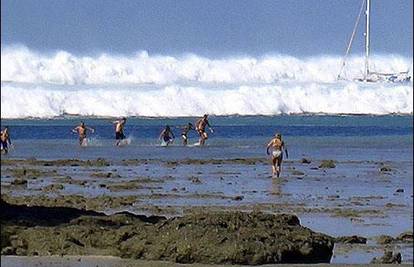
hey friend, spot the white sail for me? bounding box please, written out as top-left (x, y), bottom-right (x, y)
top-left (338, 0), bottom-right (411, 83)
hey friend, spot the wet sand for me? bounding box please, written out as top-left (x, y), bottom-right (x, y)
top-left (1, 157), bottom-right (412, 264)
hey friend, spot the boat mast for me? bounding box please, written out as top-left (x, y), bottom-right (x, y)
top-left (364, 0), bottom-right (370, 81)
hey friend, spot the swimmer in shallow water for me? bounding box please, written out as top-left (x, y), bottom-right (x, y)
top-left (159, 125), bottom-right (175, 146)
top-left (72, 121), bottom-right (95, 146)
top-left (0, 126), bottom-right (12, 154)
top-left (195, 114), bottom-right (214, 146)
top-left (266, 133), bottom-right (288, 178)
top-left (113, 117), bottom-right (127, 146)
top-left (181, 122), bottom-right (195, 145)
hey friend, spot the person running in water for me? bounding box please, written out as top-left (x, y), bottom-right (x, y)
top-left (181, 122), bottom-right (195, 145)
top-left (0, 126), bottom-right (12, 154)
top-left (195, 114), bottom-right (214, 146)
top-left (72, 121), bottom-right (95, 146)
top-left (266, 133), bottom-right (288, 178)
top-left (113, 117), bottom-right (127, 146)
top-left (159, 125), bottom-right (175, 146)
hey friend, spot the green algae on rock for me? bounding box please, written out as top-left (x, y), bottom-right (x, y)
top-left (318, 160), bottom-right (336, 169)
top-left (1, 200), bottom-right (334, 264)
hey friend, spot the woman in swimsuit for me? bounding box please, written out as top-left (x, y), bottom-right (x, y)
top-left (266, 133), bottom-right (289, 178)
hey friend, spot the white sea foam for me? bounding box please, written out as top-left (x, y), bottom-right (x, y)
top-left (1, 46), bottom-right (412, 118)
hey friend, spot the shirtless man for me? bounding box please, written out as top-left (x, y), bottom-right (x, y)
top-left (72, 121), bottom-right (95, 146)
top-left (159, 125), bottom-right (175, 146)
top-left (195, 114), bottom-right (214, 146)
top-left (113, 117), bottom-right (127, 146)
top-left (266, 133), bottom-right (288, 178)
top-left (0, 126), bottom-right (12, 154)
top-left (181, 122), bottom-right (194, 145)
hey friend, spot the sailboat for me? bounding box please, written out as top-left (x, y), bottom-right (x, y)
top-left (337, 0), bottom-right (411, 83)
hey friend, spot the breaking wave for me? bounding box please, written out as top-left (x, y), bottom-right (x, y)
top-left (1, 46), bottom-right (412, 118)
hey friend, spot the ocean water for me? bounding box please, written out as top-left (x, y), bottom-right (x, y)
top-left (1, 115), bottom-right (412, 161)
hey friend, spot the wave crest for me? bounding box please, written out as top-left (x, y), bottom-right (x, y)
top-left (1, 46), bottom-right (412, 85)
top-left (1, 46), bottom-right (412, 118)
top-left (1, 82), bottom-right (412, 118)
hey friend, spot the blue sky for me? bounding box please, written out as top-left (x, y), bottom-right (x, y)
top-left (1, 0), bottom-right (412, 57)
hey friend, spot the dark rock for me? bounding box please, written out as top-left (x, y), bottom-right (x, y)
top-left (11, 179), bottom-right (27, 186)
top-left (335, 235), bottom-right (367, 244)
top-left (376, 235), bottom-right (395, 244)
top-left (0, 200), bottom-right (334, 264)
top-left (232, 195), bottom-right (244, 201)
top-left (1, 246), bottom-right (15, 255)
top-left (398, 235), bottom-right (413, 246)
top-left (395, 188), bottom-right (404, 193)
top-left (0, 199), bottom-right (105, 226)
top-left (371, 251), bottom-right (401, 264)
top-left (396, 231), bottom-right (413, 243)
top-left (301, 158), bottom-right (311, 164)
top-left (380, 166), bottom-right (392, 172)
top-left (190, 177), bottom-right (202, 184)
top-left (327, 195), bottom-right (340, 199)
top-left (90, 172), bottom-right (121, 178)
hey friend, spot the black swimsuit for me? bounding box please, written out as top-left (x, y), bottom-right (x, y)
top-left (116, 132), bottom-right (125, 140)
top-left (163, 135), bottom-right (172, 142)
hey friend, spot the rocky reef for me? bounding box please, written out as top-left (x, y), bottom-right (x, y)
top-left (1, 199), bottom-right (334, 264)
